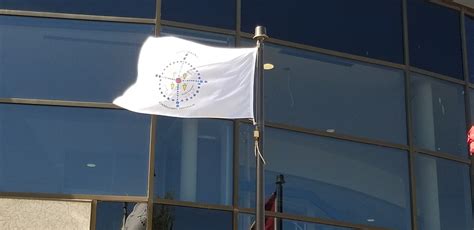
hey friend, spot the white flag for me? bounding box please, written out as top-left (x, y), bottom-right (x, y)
top-left (114, 36), bottom-right (257, 119)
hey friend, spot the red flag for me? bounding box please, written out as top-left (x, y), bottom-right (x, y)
top-left (250, 192), bottom-right (277, 230)
top-left (468, 126), bottom-right (474, 156)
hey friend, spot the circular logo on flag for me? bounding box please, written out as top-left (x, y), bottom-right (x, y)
top-left (156, 51), bottom-right (207, 109)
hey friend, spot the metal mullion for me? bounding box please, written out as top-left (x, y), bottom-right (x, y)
top-left (154, 198), bottom-right (234, 212)
top-left (461, 11), bottom-right (472, 130)
top-left (239, 32), bottom-right (406, 71)
top-left (232, 120), bottom-right (241, 230)
top-left (0, 192), bottom-right (148, 203)
top-left (257, 121), bottom-right (410, 151)
top-left (410, 67), bottom-right (466, 85)
top-left (145, 115), bottom-right (157, 230)
top-left (235, 0), bottom-right (242, 47)
top-left (236, 208), bottom-right (377, 230)
top-left (89, 200), bottom-right (97, 230)
top-left (145, 4), bottom-right (162, 228)
top-left (0, 9), bottom-right (155, 24)
top-left (0, 98), bottom-right (120, 109)
top-left (429, 0), bottom-right (462, 11)
top-left (414, 148), bottom-right (471, 164)
top-left (160, 20), bottom-right (236, 36)
top-left (402, 0), bottom-right (418, 229)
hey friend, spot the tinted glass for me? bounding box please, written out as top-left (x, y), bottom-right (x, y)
top-left (242, 0), bottom-right (403, 63)
top-left (408, 0), bottom-right (463, 79)
top-left (152, 205), bottom-right (232, 229)
top-left (410, 74), bottom-right (467, 156)
top-left (161, 26), bottom-right (235, 47)
top-left (0, 104), bottom-right (150, 195)
top-left (238, 214), bottom-right (352, 230)
top-left (0, 0), bottom-right (155, 18)
top-left (96, 202), bottom-right (145, 230)
top-left (466, 15), bottom-right (474, 83)
top-left (415, 154), bottom-right (472, 230)
top-left (0, 16), bottom-right (154, 102)
top-left (239, 125), bottom-right (411, 230)
top-left (154, 117), bottom-right (233, 205)
top-left (161, 0), bottom-right (235, 29)
top-left (244, 42), bottom-right (406, 144)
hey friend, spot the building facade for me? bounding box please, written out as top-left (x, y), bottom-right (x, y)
top-left (0, 0), bottom-right (473, 229)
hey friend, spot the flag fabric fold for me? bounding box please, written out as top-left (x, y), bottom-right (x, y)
top-left (114, 36), bottom-right (257, 119)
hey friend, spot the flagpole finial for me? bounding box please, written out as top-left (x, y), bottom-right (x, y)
top-left (253, 26), bottom-right (268, 41)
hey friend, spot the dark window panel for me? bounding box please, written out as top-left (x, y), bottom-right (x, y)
top-left (0, 104), bottom-right (150, 196)
top-left (465, 15), bottom-right (474, 83)
top-left (0, 15), bottom-right (154, 102)
top-left (415, 154), bottom-right (472, 230)
top-left (154, 117), bottom-right (233, 206)
top-left (242, 0), bottom-right (403, 63)
top-left (239, 126), bottom-right (411, 230)
top-left (161, 0), bottom-right (235, 29)
top-left (408, 0), bottom-right (463, 79)
top-left (152, 205), bottom-right (232, 229)
top-left (0, 0), bottom-right (156, 18)
top-left (241, 41), bottom-right (407, 144)
top-left (410, 74), bottom-right (467, 157)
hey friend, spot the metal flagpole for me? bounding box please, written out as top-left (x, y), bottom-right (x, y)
top-left (253, 25), bottom-right (268, 230)
top-left (276, 174), bottom-right (285, 230)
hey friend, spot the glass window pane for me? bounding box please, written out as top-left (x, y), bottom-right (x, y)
top-left (0, 104), bottom-right (150, 196)
top-left (152, 205), bottom-right (232, 229)
top-left (247, 42), bottom-right (406, 144)
top-left (0, 16), bottom-right (154, 102)
top-left (161, 26), bottom-right (235, 47)
top-left (408, 0), bottom-right (463, 79)
top-left (238, 214), bottom-right (352, 230)
top-left (161, 0), bottom-right (235, 29)
top-left (415, 154), bottom-right (472, 230)
top-left (242, 0), bottom-right (403, 63)
top-left (466, 15), bottom-right (474, 83)
top-left (410, 74), bottom-right (467, 157)
top-left (154, 117), bottom-right (233, 206)
top-left (239, 126), bottom-right (411, 230)
top-left (96, 202), bottom-right (147, 230)
top-left (0, 0), bottom-right (156, 18)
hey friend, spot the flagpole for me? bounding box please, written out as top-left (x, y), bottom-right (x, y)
top-left (276, 174), bottom-right (285, 230)
top-left (253, 25), bottom-right (268, 230)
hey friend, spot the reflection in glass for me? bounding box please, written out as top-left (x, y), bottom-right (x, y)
top-left (415, 154), bottom-right (472, 230)
top-left (239, 214), bottom-right (352, 230)
top-left (0, 104), bottom-right (150, 195)
top-left (96, 202), bottom-right (147, 230)
top-left (241, 0), bottom-right (403, 63)
top-left (154, 117), bottom-right (233, 205)
top-left (241, 41), bottom-right (406, 144)
top-left (0, 0), bottom-right (156, 18)
top-left (408, 0), bottom-right (463, 79)
top-left (0, 15), bottom-right (154, 102)
top-left (152, 205), bottom-right (232, 230)
top-left (410, 74), bottom-right (467, 157)
top-left (239, 125), bottom-right (411, 230)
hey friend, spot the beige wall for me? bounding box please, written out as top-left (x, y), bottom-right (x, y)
top-left (0, 198), bottom-right (91, 230)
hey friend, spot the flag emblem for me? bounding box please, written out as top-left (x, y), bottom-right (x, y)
top-left (156, 51), bottom-right (208, 110)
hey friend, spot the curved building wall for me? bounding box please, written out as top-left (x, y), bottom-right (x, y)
top-left (0, 0), bottom-right (473, 229)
